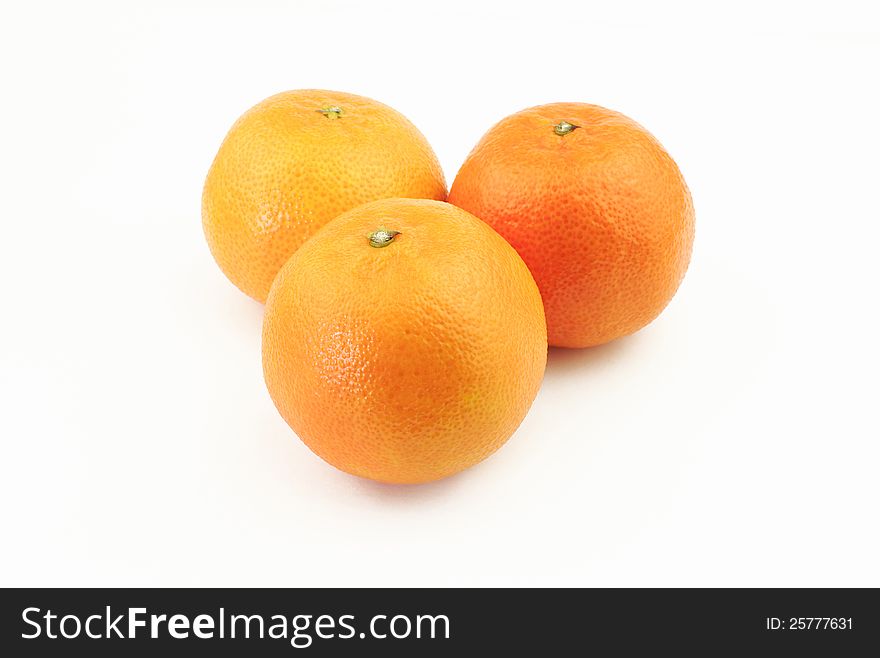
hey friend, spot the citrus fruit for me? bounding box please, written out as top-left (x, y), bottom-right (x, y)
top-left (448, 102), bottom-right (694, 348)
top-left (202, 90), bottom-right (447, 302)
top-left (262, 198), bottom-right (547, 484)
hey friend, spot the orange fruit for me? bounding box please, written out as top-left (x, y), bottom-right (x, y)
top-left (202, 90), bottom-right (447, 302)
top-left (262, 198), bottom-right (547, 484)
top-left (448, 102), bottom-right (694, 348)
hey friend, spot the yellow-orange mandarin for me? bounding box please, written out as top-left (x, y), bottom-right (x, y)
top-left (203, 90), bottom-right (446, 302)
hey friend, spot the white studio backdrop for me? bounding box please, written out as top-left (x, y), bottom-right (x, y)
top-left (1, 1), bottom-right (878, 586)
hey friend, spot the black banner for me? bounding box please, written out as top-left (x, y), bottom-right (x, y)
top-left (1, 588), bottom-right (876, 655)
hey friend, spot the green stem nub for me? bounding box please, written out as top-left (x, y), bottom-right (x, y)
top-left (553, 120), bottom-right (578, 136)
top-left (369, 229), bottom-right (401, 248)
top-left (317, 106), bottom-right (344, 119)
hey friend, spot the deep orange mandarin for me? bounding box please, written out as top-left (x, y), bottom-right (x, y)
top-left (449, 102), bottom-right (694, 348)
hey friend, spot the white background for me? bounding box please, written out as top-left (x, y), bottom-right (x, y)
top-left (1, 1), bottom-right (879, 587)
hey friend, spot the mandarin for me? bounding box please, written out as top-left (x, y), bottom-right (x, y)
top-left (203, 90), bottom-right (446, 302)
top-left (262, 199), bottom-right (547, 484)
top-left (448, 102), bottom-right (694, 348)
